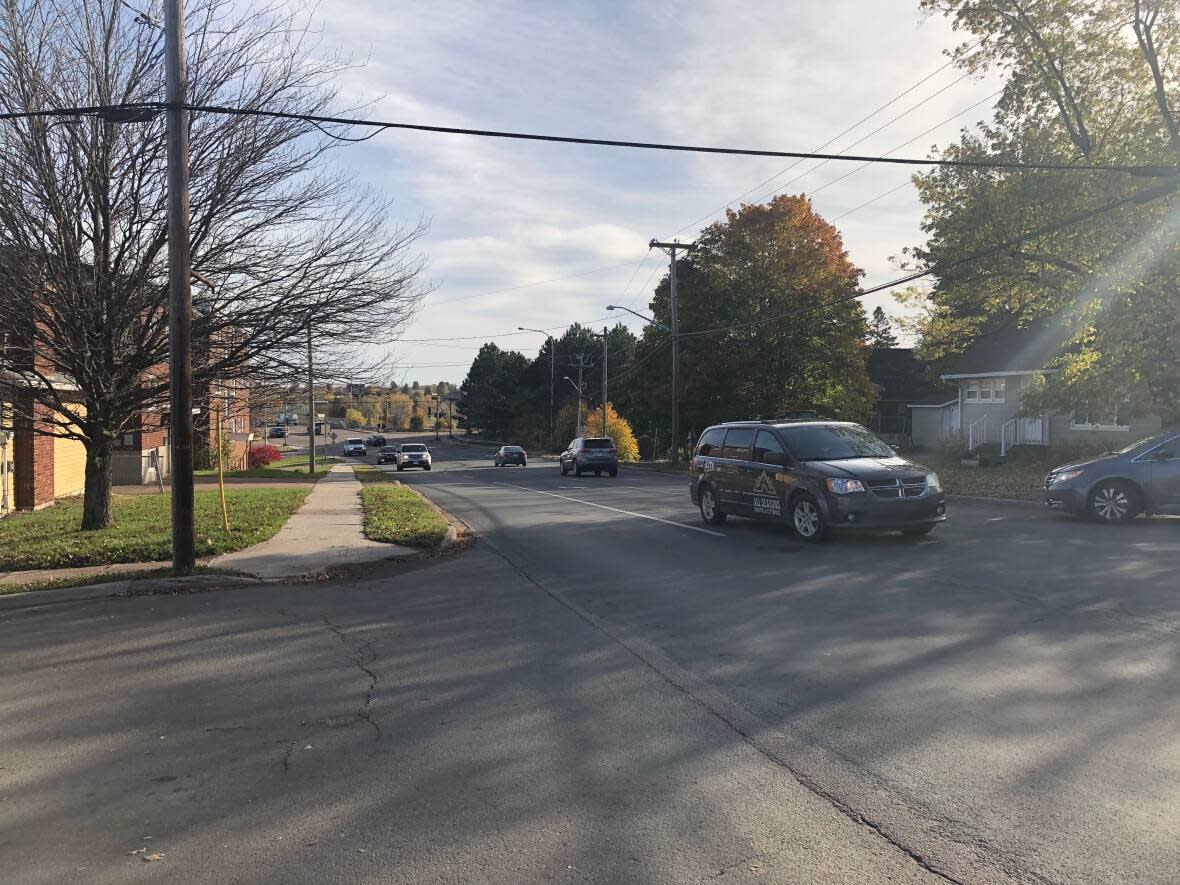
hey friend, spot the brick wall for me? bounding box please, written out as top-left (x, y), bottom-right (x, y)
top-left (13, 394), bottom-right (54, 510)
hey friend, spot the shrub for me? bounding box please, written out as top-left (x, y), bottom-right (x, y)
top-left (971, 442), bottom-right (1004, 466)
top-left (409, 414), bottom-right (424, 431)
top-left (249, 444), bottom-right (282, 468)
top-left (194, 434), bottom-right (235, 470)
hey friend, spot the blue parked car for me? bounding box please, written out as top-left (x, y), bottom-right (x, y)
top-left (1043, 428), bottom-right (1180, 523)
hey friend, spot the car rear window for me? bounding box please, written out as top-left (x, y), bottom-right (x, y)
top-left (583, 439), bottom-right (614, 449)
top-left (401, 444), bottom-right (426, 452)
top-left (721, 427), bottom-right (755, 460)
top-left (696, 427), bottom-right (725, 456)
top-left (504, 446), bottom-right (523, 453)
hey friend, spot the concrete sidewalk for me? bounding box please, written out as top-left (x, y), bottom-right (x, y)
top-left (211, 464), bottom-right (413, 579)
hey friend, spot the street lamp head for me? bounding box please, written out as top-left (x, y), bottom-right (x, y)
top-left (562, 375), bottom-right (572, 382)
top-left (606, 305), bottom-right (616, 310)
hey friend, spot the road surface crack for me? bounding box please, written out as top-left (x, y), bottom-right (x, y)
top-left (486, 541), bottom-right (980, 885)
top-left (321, 615), bottom-right (381, 739)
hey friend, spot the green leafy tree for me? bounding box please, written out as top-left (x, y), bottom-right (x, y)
top-left (912, 0), bottom-right (1180, 422)
top-left (459, 343), bottom-right (530, 438)
top-left (625, 195), bottom-right (876, 436)
top-left (868, 306), bottom-right (899, 349)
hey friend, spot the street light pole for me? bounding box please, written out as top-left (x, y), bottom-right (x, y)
top-left (650, 239), bottom-right (696, 464)
top-left (518, 327), bottom-right (554, 444)
top-left (165, 0), bottom-right (196, 574)
top-left (601, 326), bottom-right (608, 437)
top-left (562, 376), bottom-right (583, 436)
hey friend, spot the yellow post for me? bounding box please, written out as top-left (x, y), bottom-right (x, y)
top-left (214, 404), bottom-right (230, 532)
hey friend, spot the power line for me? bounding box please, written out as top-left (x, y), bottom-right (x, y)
top-left (675, 178), bottom-right (1180, 341)
top-left (667, 52), bottom-right (983, 237)
top-left (393, 314), bottom-right (617, 343)
top-left (5, 102), bottom-right (1169, 176)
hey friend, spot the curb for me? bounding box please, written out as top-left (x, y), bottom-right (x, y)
top-left (0, 574), bottom-right (264, 613)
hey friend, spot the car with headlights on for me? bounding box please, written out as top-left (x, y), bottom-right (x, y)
top-left (343, 438), bottom-right (367, 457)
top-left (494, 445), bottom-right (527, 467)
top-left (1043, 428), bottom-right (1180, 523)
top-left (396, 442), bottom-right (432, 471)
top-left (688, 420), bottom-right (946, 542)
top-left (376, 445), bottom-right (400, 465)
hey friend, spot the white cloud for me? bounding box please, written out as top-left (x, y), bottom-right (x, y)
top-left (311, 0), bottom-right (997, 381)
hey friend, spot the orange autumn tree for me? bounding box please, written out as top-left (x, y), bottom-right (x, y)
top-left (626, 194), bottom-right (875, 436)
top-left (556, 401), bottom-right (639, 461)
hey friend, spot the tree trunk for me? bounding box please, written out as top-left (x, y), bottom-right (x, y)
top-left (81, 437), bottom-right (114, 530)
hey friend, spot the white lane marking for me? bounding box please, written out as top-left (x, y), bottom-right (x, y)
top-left (491, 481), bottom-right (725, 537)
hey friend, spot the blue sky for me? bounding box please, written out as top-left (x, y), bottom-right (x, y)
top-left (315, 1), bottom-right (1000, 385)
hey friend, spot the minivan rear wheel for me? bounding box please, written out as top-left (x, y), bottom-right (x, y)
top-left (699, 485), bottom-right (727, 525)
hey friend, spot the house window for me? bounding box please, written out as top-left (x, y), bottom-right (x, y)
top-left (964, 379), bottom-right (1005, 403)
top-left (1071, 402), bottom-right (1131, 432)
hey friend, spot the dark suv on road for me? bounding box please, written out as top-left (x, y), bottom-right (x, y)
top-left (688, 420), bottom-right (946, 542)
top-left (1043, 428), bottom-right (1180, 522)
top-left (560, 437), bottom-right (619, 477)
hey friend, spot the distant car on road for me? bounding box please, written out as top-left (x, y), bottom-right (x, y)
top-left (494, 445), bottom-right (527, 467)
top-left (689, 420), bottom-right (946, 542)
top-left (376, 445), bottom-right (400, 465)
top-left (396, 443), bottom-right (432, 471)
top-left (367, 434), bottom-right (387, 447)
top-left (268, 425), bottom-right (287, 439)
top-left (1043, 428), bottom-right (1180, 523)
top-left (560, 437), bottom-right (618, 477)
top-left (343, 438), bottom-right (367, 457)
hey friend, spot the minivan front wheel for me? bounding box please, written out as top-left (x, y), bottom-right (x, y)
top-left (1088, 481), bottom-right (1140, 524)
top-left (791, 493), bottom-right (828, 543)
top-left (699, 485), bottom-right (726, 525)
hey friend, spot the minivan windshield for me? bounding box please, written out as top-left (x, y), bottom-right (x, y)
top-left (583, 439), bottom-right (613, 449)
top-left (780, 423), bottom-right (893, 461)
top-left (401, 444), bottom-right (427, 452)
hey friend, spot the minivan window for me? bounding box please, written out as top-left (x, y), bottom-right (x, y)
top-left (696, 427), bottom-right (725, 456)
top-left (753, 430), bottom-right (787, 465)
top-left (721, 427), bottom-right (755, 460)
top-left (583, 439), bottom-right (613, 449)
top-left (780, 424), bottom-right (892, 460)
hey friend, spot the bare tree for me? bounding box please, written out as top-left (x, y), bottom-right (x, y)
top-left (0, 0), bottom-right (426, 528)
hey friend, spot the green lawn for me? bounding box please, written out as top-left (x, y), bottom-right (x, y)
top-left (354, 468), bottom-right (449, 547)
top-left (0, 488), bottom-right (310, 571)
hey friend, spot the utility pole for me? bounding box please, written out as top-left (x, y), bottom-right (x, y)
top-left (650, 239), bottom-right (696, 464)
top-left (165, 0), bottom-right (195, 573)
top-left (601, 327), bottom-right (608, 437)
top-left (306, 325), bottom-right (315, 473)
top-left (569, 354), bottom-right (594, 436)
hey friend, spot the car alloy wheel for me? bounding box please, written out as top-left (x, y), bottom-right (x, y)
top-left (699, 486), bottom-right (726, 525)
top-left (792, 495), bottom-right (827, 542)
top-left (1089, 482), bottom-right (1137, 523)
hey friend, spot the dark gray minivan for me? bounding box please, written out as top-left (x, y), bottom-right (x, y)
top-left (688, 420), bottom-right (946, 542)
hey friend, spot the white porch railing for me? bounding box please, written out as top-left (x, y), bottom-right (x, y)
top-left (968, 416), bottom-right (997, 451)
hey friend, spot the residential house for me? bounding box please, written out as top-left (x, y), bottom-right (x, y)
top-left (908, 321), bottom-right (1164, 452)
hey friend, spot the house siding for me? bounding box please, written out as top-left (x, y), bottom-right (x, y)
top-left (1047, 412), bottom-right (1162, 449)
top-left (911, 405), bottom-right (957, 447)
top-left (53, 432), bottom-right (86, 499)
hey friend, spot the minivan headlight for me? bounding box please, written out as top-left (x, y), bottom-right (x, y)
top-left (1052, 469), bottom-right (1084, 484)
top-left (926, 472), bottom-right (941, 491)
top-left (826, 478), bottom-right (865, 494)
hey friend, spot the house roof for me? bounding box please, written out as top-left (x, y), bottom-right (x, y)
top-left (868, 347), bottom-right (955, 403)
top-left (942, 317), bottom-right (1069, 378)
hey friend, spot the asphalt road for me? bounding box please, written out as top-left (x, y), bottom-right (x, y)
top-left (2, 433), bottom-right (1178, 883)
top-left (383, 435), bottom-right (1180, 884)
